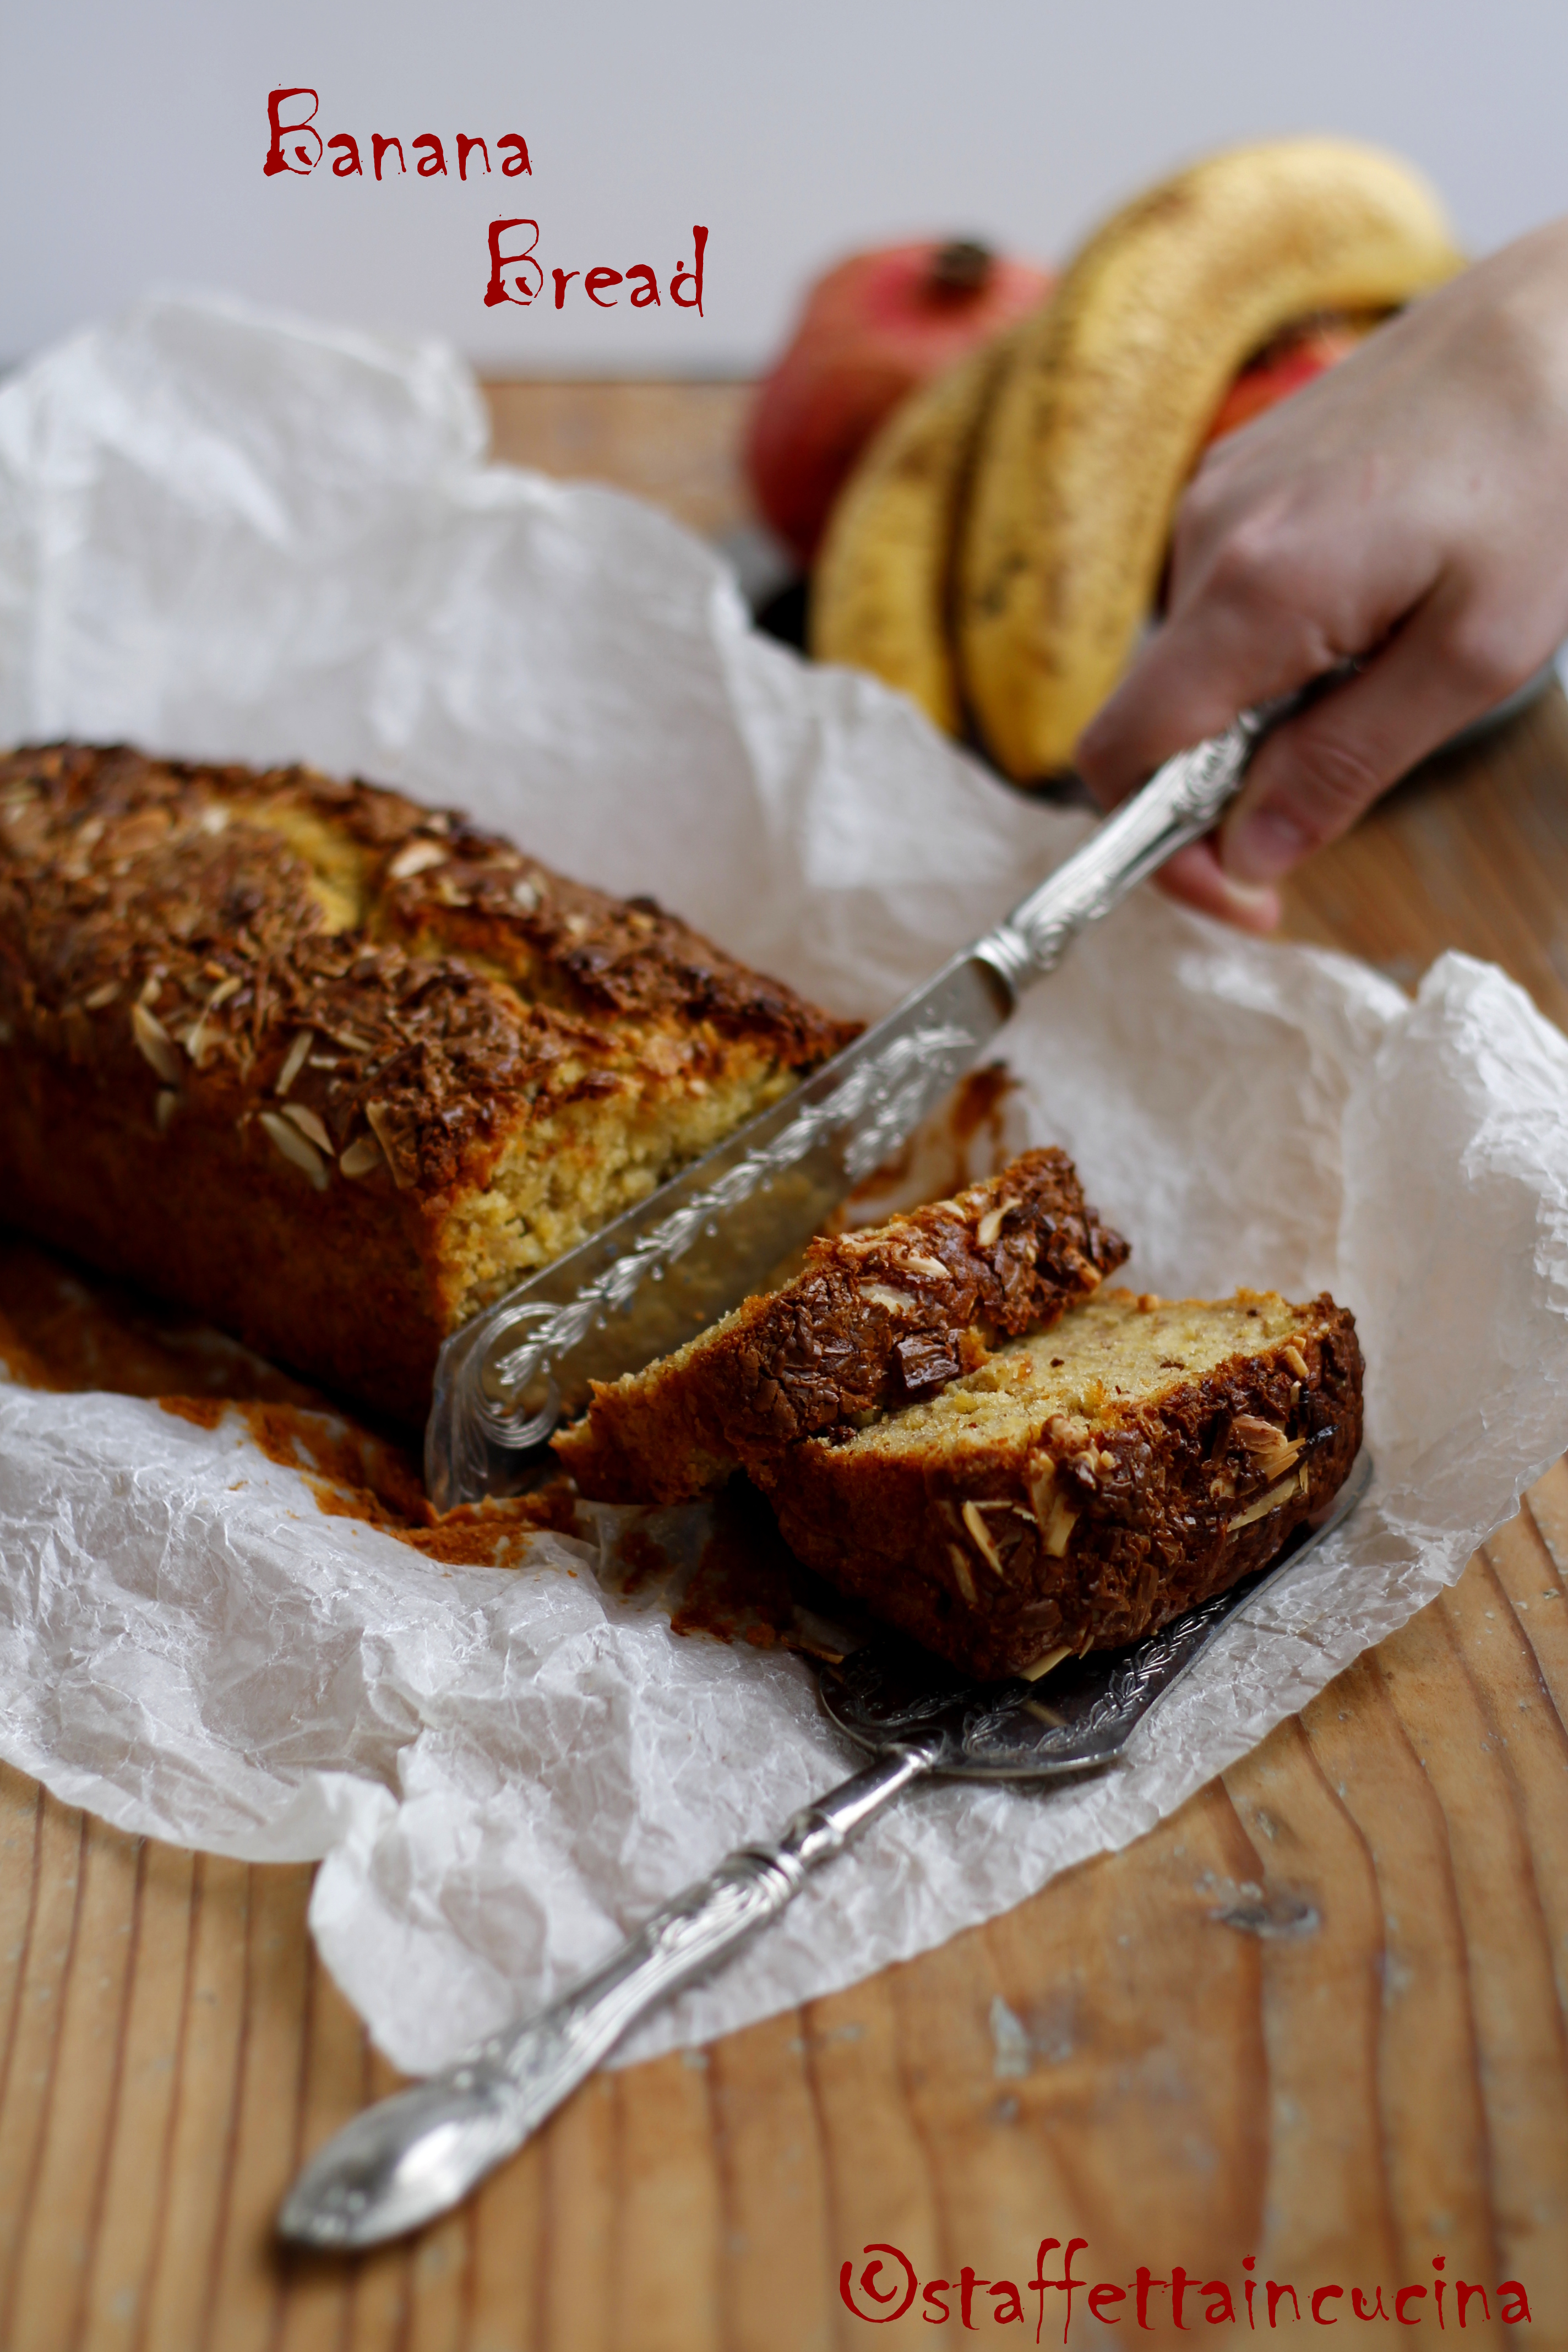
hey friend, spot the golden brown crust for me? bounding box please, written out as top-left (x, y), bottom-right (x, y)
top-left (0, 743), bottom-right (857, 1424)
top-left (553, 1149), bottom-right (1130, 1502)
top-left (760, 1295), bottom-right (1363, 1679)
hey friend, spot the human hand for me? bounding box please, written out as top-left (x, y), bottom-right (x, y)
top-left (1075, 217), bottom-right (1568, 929)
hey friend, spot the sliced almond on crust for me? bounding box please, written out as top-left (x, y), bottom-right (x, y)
top-left (961, 1499), bottom-right (1007, 1578)
top-left (388, 838), bottom-right (448, 881)
top-left (275, 1028), bottom-right (313, 1097)
top-left (1027, 1460), bottom-right (1057, 1534)
top-left (1228, 1473), bottom-right (1299, 1531)
top-left (1042, 1495), bottom-right (1079, 1557)
top-left (340, 1133), bottom-right (384, 1179)
top-left (364, 1100), bottom-right (415, 1189)
top-left (131, 1001), bottom-right (182, 1086)
top-left (858, 1282), bottom-right (916, 1313)
top-left (283, 1102), bottom-right (333, 1153)
top-left (259, 1108), bottom-right (328, 1190)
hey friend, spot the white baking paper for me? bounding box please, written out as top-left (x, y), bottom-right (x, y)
top-left (3, 294), bottom-right (1568, 2075)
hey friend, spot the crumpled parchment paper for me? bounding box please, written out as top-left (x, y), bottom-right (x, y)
top-left (3, 295), bottom-right (1568, 2075)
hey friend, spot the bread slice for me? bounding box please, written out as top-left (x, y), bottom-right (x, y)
top-left (0, 743), bottom-right (856, 1425)
top-left (553, 1150), bottom-right (1129, 1502)
top-left (758, 1286), bottom-right (1363, 1679)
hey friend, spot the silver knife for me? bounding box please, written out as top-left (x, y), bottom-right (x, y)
top-left (427, 703), bottom-right (1292, 1507)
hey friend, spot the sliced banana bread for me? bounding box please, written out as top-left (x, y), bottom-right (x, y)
top-left (553, 1150), bottom-right (1130, 1503)
top-left (758, 1286), bottom-right (1363, 1679)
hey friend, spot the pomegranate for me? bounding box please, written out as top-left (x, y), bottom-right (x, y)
top-left (747, 238), bottom-right (1053, 567)
top-left (1203, 313), bottom-right (1370, 448)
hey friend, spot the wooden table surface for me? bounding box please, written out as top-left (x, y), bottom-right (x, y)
top-left (2, 385), bottom-right (1567, 2351)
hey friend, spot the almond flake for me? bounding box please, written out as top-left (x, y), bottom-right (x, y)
top-left (1019, 1642), bottom-right (1072, 1684)
top-left (1282, 1344), bottom-right (1310, 1382)
top-left (976, 1204), bottom-right (1007, 1249)
top-left (961, 1499), bottom-right (1006, 1578)
top-left (275, 1029), bottom-right (313, 1097)
top-left (1027, 1460), bottom-right (1057, 1534)
top-left (857, 1282), bottom-right (915, 1313)
top-left (131, 1001), bottom-right (182, 1086)
top-left (339, 1134), bottom-right (384, 1179)
top-left (84, 981), bottom-right (121, 1011)
top-left (365, 1101), bottom-right (415, 1188)
top-left (259, 1109), bottom-right (328, 1190)
top-left (510, 878), bottom-right (541, 911)
top-left (1228, 1474), bottom-right (1299, 1532)
top-left (1042, 1496), bottom-right (1079, 1558)
top-left (284, 1102), bottom-right (333, 1153)
top-left (155, 1088), bottom-right (181, 1133)
top-left (900, 1252), bottom-right (949, 1280)
top-left (184, 972), bottom-right (243, 1070)
top-left (387, 838), bottom-right (448, 881)
top-left (946, 1543), bottom-right (978, 1608)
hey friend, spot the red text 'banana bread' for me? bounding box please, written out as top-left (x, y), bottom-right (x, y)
top-left (0, 743), bottom-right (858, 1426)
top-left (757, 1286), bottom-right (1362, 1679)
top-left (554, 1150), bottom-right (1129, 1502)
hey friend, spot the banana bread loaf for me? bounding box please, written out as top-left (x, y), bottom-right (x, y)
top-left (554, 1150), bottom-right (1129, 1502)
top-left (0, 742), bottom-right (857, 1426)
top-left (759, 1286), bottom-right (1363, 1679)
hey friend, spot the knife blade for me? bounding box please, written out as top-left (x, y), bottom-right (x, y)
top-left (426, 702), bottom-right (1287, 1506)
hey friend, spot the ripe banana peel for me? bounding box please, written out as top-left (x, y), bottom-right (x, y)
top-left (809, 328), bottom-right (1021, 735)
top-left (959, 138), bottom-right (1464, 779)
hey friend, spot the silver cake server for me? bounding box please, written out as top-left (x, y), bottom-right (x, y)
top-left (277, 1450), bottom-right (1370, 2250)
top-left (426, 695), bottom-right (1310, 1508)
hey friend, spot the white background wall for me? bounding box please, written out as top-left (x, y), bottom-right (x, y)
top-left (3, 0), bottom-right (1564, 377)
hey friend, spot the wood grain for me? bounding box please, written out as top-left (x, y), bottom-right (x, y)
top-left (482, 380), bottom-right (754, 544)
top-left (1, 384), bottom-right (1566, 2346)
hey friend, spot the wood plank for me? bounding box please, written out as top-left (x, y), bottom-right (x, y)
top-left (1220, 1716), bottom-right (1402, 2294)
top-left (6, 1815), bottom-right (144, 2352)
top-left (482, 380), bottom-right (754, 544)
top-left (132, 1852), bottom-right (252, 2351)
top-left (1376, 1593), bottom-right (1568, 2311)
top-left (0, 1790), bottom-right (86, 2335)
top-left (75, 1838), bottom-right (199, 2352)
top-left (1300, 1652), bottom-right (1506, 2320)
top-left (706, 2014), bottom-right (834, 2352)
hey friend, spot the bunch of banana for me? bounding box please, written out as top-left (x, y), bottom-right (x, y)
top-left (811, 137), bottom-right (1463, 780)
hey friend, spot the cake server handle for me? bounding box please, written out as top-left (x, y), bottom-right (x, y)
top-left (973, 688), bottom-right (1308, 995)
top-left (276, 1742), bottom-right (935, 2251)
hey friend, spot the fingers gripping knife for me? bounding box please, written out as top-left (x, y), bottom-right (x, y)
top-left (427, 701), bottom-right (1298, 1507)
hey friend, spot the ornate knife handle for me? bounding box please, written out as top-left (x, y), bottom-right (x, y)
top-left (975, 706), bottom-right (1281, 996)
top-left (277, 1744), bottom-right (934, 2250)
